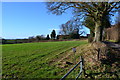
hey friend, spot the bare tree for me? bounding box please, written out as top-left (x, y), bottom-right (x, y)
top-left (59, 18), bottom-right (82, 35)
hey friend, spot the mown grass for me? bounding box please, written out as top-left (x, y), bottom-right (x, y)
top-left (2, 40), bottom-right (87, 78)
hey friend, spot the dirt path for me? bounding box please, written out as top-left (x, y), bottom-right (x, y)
top-left (102, 41), bottom-right (120, 66)
top-left (103, 41), bottom-right (120, 50)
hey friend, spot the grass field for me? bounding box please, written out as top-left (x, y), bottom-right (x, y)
top-left (2, 40), bottom-right (87, 78)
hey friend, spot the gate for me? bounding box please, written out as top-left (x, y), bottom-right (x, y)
top-left (61, 56), bottom-right (83, 80)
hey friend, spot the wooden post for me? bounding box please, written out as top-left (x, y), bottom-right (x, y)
top-left (72, 47), bottom-right (76, 79)
top-left (98, 48), bottom-right (100, 60)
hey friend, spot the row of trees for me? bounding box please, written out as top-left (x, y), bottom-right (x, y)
top-left (1, 30), bottom-right (57, 44)
top-left (48, 27), bottom-right (83, 40)
top-left (2, 28), bottom-right (83, 44)
top-left (1, 35), bottom-right (47, 44)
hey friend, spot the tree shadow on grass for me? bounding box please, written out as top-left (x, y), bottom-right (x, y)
top-left (100, 47), bottom-right (120, 67)
top-left (84, 45), bottom-right (120, 79)
top-left (85, 70), bottom-right (119, 79)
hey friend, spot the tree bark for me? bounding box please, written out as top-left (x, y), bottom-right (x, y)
top-left (88, 30), bottom-right (95, 43)
top-left (90, 30), bottom-right (95, 38)
top-left (93, 21), bottom-right (103, 42)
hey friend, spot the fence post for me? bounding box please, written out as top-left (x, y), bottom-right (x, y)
top-left (98, 48), bottom-right (100, 60)
top-left (61, 55), bottom-right (84, 80)
top-left (76, 56), bottom-right (83, 79)
top-left (82, 56), bottom-right (86, 77)
top-left (72, 47), bottom-right (76, 79)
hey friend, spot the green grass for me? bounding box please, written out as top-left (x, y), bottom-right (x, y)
top-left (2, 40), bottom-right (87, 78)
top-left (106, 40), bottom-right (118, 42)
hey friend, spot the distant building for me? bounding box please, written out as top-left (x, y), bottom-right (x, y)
top-left (57, 34), bottom-right (89, 40)
top-left (57, 35), bottom-right (70, 40)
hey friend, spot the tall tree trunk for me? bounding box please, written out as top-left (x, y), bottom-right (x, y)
top-left (93, 21), bottom-right (103, 42)
top-left (90, 30), bottom-right (95, 38)
top-left (88, 30), bottom-right (94, 43)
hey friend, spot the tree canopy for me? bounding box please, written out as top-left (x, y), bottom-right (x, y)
top-left (46, 2), bottom-right (120, 42)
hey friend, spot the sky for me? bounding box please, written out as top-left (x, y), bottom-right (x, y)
top-left (1, 2), bottom-right (118, 39)
top-left (2, 2), bottom-right (90, 39)
top-left (2, 2), bottom-right (72, 39)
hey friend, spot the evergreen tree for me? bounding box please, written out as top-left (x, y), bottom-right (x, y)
top-left (51, 30), bottom-right (56, 39)
top-left (46, 34), bottom-right (50, 40)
